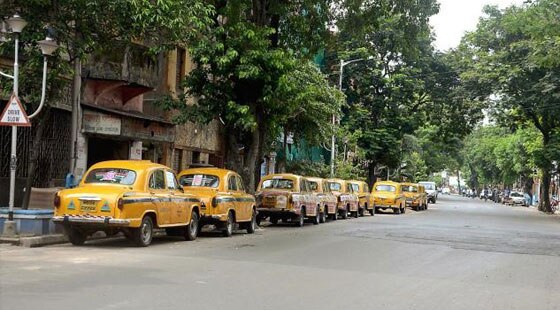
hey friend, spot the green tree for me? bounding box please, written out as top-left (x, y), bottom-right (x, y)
top-left (458, 0), bottom-right (560, 212)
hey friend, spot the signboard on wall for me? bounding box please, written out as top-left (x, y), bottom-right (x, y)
top-left (83, 110), bottom-right (121, 135)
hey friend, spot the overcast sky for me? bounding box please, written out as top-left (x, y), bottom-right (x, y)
top-left (430, 0), bottom-right (526, 51)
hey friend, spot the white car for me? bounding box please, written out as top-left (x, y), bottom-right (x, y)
top-left (419, 181), bottom-right (438, 203)
top-left (509, 192), bottom-right (525, 206)
top-left (442, 187), bottom-right (451, 195)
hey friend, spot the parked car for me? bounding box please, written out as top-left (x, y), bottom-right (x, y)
top-left (418, 181), bottom-right (438, 203)
top-left (178, 168), bottom-right (257, 237)
top-left (401, 183), bottom-right (428, 211)
top-left (306, 177), bottom-right (336, 223)
top-left (348, 180), bottom-right (374, 216)
top-left (441, 187), bottom-right (451, 195)
top-left (371, 181), bottom-right (406, 214)
top-left (255, 174), bottom-right (320, 227)
top-left (509, 191), bottom-right (526, 206)
top-left (52, 160), bottom-right (201, 246)
top-left (326, 178), bottom-right (360, 219)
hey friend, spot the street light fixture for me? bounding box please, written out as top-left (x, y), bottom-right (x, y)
top-left (331, 56), bottom-right (373, 177)
top-left (0, 14), bottom-right (59, 236)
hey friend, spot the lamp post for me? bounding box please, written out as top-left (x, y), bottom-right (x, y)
top-left (331, 57), bottom-right (370, 177)
top-left (0, 14), bottom-right (58, 236)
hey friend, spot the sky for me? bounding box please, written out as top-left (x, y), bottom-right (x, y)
top-left (430, 0), bottom-right (526, 51)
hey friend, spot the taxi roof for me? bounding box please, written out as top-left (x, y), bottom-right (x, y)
top-left (348, 180), bottom-right (366, 184)
top-left (263, 173), bottom-right (301, 180)
top-left (178, 167), bottom-right (234, 178)
top-left (306, 177), bottom-right (325, 182)
top-left (89, 160), bottom-right (168, 171)
top-left (374, 180), bottom-right (400, 186)
top-left (326, 178), bottom-right (347, 183)
top-left (400, 182), bottom-right (420, 186)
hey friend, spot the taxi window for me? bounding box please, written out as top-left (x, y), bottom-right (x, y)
top-left (180, 174), bottom-right (220, 188)
top-left (236, 176), bottom-right (245, 192)
top-left (402, 185), bottom-right (418, 193)
top-left (84, 168), bottom-right (136, 185)
top-left (346, 183), bottom-right (353, 192)
top-left (375, 185), bottom-right (396, 192)
top-left (350, 183), bottom-right (359, 192)
top-left (228, 176), bottom-right (238, 191)
top-left (364, 184), bottom-right (370, 192)
top-left (261, 179), bottom-right (294, 190)
top-left (328, 182), bottom-right (342, 191)
top-left (323, 182), bottom-right (330, 193)
top-left (165, 171), bottom-right (179, 190)
top-left (149, 170), bottom-right (165, 189)
top-left (308, 181), bottom-right (319, 191)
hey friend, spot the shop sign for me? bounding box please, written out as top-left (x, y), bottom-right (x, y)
top-left (83, 110), bottom-right (121, 135)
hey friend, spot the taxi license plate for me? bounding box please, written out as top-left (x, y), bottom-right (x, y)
top-left (80, 200), bottom-right (97, 212)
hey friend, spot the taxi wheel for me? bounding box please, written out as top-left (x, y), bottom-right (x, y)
top-left (359, 207), bottom-right (365, 217)
top-left (312, 207), bottom-right (320, 225)
top-left (369, 208), bottom-right (375, 216)
top-left (133, 216), bottom-right (153, 247)
top-left (331, 210), bottom-right (338, 221)
top-left (319, 208), bottom-right (326, 223)
top-left (222, 211), bottom-right (234, 237)
top-left (393, 207), bottom-right (401, 215)
top-left (401, 205), bottom-right (406, 214)
top-left (341, 207), bottom-right (348, 219)
top-left (246, 210), bottom-right (257, 234)
top-left (295, 208), bottom-right (305, 227)
top-left (185, 211), bottom-right (199, 241)
top-left (353, 209), bottom-right (359, 218)
top-left (67, 227), bottom-right (87, 246)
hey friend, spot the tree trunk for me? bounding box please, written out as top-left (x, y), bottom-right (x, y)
top-left (243, 120), bottom-right (261, 194)
top-left (456, 169), bottom-right (461, 194)
top-left (277, 127), bottom-right (288, 173)
top-left (21, 108), bottom-right (51, 210)
top-left (539, 168), bottom-right (552, 213)
top-left (367, 162), bottom-right (377, 188)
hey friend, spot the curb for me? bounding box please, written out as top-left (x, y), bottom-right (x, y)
top-left (0, 234), bottom-right (68, 248)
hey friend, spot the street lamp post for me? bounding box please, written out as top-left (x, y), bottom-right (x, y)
top-left (1, 14), bottom-right (58, 236)
top-left (331, 57), bottom-right (369, 177)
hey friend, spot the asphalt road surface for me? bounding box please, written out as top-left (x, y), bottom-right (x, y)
top-left (1, 195), bottom-right (559, 310)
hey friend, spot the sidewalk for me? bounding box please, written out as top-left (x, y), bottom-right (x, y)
top-left (0, 234), bottom-right (68, 248)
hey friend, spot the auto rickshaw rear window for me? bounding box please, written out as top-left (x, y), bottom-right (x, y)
top-left (180, 174), bottom-right (220, 188)
top-left (84, 169), bottom-right (136, 185)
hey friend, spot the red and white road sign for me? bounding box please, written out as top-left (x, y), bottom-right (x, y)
top-left (0, 93), bottom-right (31, 127)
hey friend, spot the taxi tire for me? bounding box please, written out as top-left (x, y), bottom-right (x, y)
top-left (331, 210), bottom-right (338, 221)
top-left (67, 227), bottom-right (87, 246)
top-left (246, 210), bottom-right (257, 234)
top-left (222, 211), bottom-right (234, 237)
top-left (185, 211), bottom-right (199, 241)
top-left (359, 207), bottom-right (365, 217)
top-left (312, 207), bottom-right (320, 225)
top-left (353, 209), bottom-right (359, 218)
top-left (393, 207), bottom-right (401, 215)
top-left (319, 208), bottom-right (326, 223)
top-left (369, 208), bottom-right (375, 216)
top-left (295, 208), bottom-right (305, 227)
top-left (341, 206), bottom-right (348, 219)
top-left (401, 205), bottom-right (406, 214)
top-left (133, 216), bottom-right (153, 247)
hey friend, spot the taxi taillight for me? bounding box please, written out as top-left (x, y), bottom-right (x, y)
top-left (54, 194), bottom-right (61, 208)
top-left (117, 198), bottom-right (124, 209)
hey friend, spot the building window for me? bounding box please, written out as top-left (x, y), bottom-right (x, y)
top-left (176, 48), bottom-right (186, 92)
top-left (173, 149), bottom-right (182, 172)
top-left (192, 151), bottom-right (200, 164)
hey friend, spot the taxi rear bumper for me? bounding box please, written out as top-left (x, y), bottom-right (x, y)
top-left (52, 215), bottom-right (131, 226)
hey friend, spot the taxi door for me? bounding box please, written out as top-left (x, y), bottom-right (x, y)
top-left (165, 170), bottom-right (186, 224)
top-left (148, 169), bottom-right (171, 225)
top-left (235, 175), bottom-right (252, 221)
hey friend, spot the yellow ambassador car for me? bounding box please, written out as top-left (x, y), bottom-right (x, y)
top-left (256, 174), bottom-right (320, 227)
top-left (372, 181), bottom-right (406, 215)
top-left (52, 160), bottom-right (201, 247)
top-left (348, 180), bottom-right (374, 216)
top-left (401, 183), bottom-right (428, 211)
top-left (178, 168), bottom-right (257, 237)
top-left (306, 177), bottom-right (337, 223)
top-left (326, 178), bottom-right (359, 219)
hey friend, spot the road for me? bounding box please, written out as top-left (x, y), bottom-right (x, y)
top-left (1, 195), bottom-right (559, 310)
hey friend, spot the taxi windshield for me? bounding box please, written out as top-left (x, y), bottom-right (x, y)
top-left (179, 174), bottom-right (220, 188)
top-left (375, 185), bottom-right (396, 192)
top-left (261, 178), bottom-right (294, 190)
top-left (402, 185), bottom-right (418, 193)
top-left (308, 181), bottom-right (319, 191)
top-left (328, 182), bottom-right (342, 191)
top-left (84, 168), bottom-right (136, 185)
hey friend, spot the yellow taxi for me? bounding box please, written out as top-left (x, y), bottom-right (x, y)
top-left (326, 178), bottom-right (359, 219)
top-left (371, 181), bottom-right (406, 214)
top-left (52, 160), bottom-right (201, 246)
top-left (306, 177), bottom-right (337, 222)
top-left (256, 174), bottom-right (320, 227)
top-left (178, 167), bottom-right (257, 237)
top-left (348, 180), bottom-right (374, 216)
top-left (401, 182), bottom-right (428, 211)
